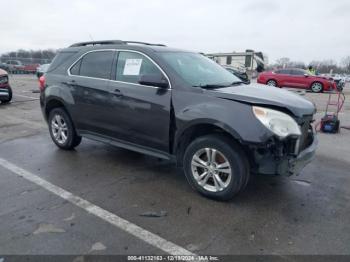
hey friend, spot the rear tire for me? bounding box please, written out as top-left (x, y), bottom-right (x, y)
top-left (266, 80), bottom-right (277, 87)
top-left (183, 134), bottom-right (249, 201)
top-left (48, 108), bottom-right (82, 150)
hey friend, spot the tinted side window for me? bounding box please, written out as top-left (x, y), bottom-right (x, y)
top-left (290, 69), bottom-right (305, 76)
top-left (116, 51), bottom-right (164, 84)
top-left (276, 69), bottom-right (290, 74)
top-left (48, 51), bottom-right (77, 72)
top-left (79, 51), bottom-right (114, 79)
top-left (70, 59), bottom-right (81, 75)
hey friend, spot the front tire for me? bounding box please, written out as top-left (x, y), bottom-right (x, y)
top-left (311, 82), bottom-right (323, 93)
top-left (48, 108), bottom-right (82, 150)
top-left (183, 134), bottom-right (249, 201)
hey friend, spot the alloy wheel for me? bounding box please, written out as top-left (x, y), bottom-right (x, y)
top-left (191, 148), bottom-right (232, 192)
top-left (267, 80), bottom-right (277, 86)
top-left (311, 82), bottom-right (322, 92)
top-left (51, 114), bottom-right (68, 144)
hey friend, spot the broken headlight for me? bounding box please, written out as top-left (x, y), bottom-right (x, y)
top-left (253, 106), bottom-right (301, 139)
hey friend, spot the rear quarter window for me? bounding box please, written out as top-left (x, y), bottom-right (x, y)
top-left (47, 51), bottom-right (77, 73)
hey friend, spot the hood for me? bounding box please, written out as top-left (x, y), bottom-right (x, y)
top-left (316, 75), bottom-right (333, 81)
top-left (0, 68), bottom-right (8, 76)
top-left (205, 83), bottom-right (316, 118)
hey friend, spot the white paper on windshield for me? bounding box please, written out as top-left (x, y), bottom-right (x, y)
top-left (123, 59), bottom-right (143, 75)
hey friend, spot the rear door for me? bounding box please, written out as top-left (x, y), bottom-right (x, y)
top-left (67, 50), bottom-right (116, 136)
top-left (275, 69), bottom-right (291, 87)
top-left (108, 50), bottom-right (172, 152)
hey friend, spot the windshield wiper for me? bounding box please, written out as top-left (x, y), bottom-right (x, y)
top-left (230, 81), bottom-right (244, 85)
top-left (193, 81), bottom-right (245, 89)
top-left (193, 84), bottom-right (230, 89)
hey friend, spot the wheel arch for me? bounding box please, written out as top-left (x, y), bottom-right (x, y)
top-left (266, 79), bottom-right (278, 86)
top-left (44, 97), bottom-right (70, 120)
top-left (173, 121), bottom-right (249, 167)
top-left (310, 81), bottom-right (324, 89)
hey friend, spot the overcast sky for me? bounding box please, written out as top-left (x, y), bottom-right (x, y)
top-left (1, 0), bottom-right (349, 63)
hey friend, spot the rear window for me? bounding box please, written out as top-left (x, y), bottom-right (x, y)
top-left (47, 51), bottom-right (77, 72)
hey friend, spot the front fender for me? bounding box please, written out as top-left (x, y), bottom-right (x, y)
top-left (174, 95), bottom-right (273, 146)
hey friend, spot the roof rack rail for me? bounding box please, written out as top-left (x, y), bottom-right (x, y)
top-left (123, 41), bottom-right (166, 47)
top-left (69, 40), bottom-right (166, 48)
top-left (70, 40), bottom-right (124, 47)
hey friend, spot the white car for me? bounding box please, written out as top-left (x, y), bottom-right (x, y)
top-left (36, 64), bottom-right (50, 78)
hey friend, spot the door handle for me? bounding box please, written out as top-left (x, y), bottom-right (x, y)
top-left (111, 89), bottom-right (123, 97)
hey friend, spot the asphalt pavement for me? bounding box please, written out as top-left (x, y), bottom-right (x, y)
top-left (0, 75), bottom-right (350, 257)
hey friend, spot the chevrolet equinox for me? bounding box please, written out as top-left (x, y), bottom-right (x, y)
top-left (40, 40), bottom-right (317, 200)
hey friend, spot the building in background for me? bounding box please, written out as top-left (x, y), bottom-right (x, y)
top-left (206, 49), bottom-right (267, 79)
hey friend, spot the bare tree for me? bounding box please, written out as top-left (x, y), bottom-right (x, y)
top-left (275, 57), bottom-right (291, 68)
top-left (0, 49), bottom-right (57, 64)
top-left (341, 56), bottom-right (350, 73)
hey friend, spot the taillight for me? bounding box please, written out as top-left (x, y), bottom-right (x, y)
top-left (39, 76), bottom-right (46, 91)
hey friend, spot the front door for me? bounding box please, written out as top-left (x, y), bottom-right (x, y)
top-left (108, 50), bottom-right (172, 152)
top-left (288, 69), bottom-right (309, 89)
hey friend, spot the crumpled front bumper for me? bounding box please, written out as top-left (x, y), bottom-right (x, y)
top-left (276, 132), bottom-right (318, 176)
top-left (256, 128), bottom-right (318, 176)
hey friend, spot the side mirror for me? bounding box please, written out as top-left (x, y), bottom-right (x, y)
top-left (304, 74), bottom-right (309, 77)
top-left (139, 74), bottom-right (169, 89)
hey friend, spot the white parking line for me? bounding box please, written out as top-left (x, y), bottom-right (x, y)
top-left (0, 158), bottom-right (194, 256)
top-left (14, 94), bottom-right (40, 100)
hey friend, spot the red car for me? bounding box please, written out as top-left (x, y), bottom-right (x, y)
top-left (23, 63), bottom-right (40, 74)
top-left (0, 69), bottom-right (12, 103)
top-left (257, 68), bottom-right (336, 93)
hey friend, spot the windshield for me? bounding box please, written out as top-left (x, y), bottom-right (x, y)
top-left (161, 52), bottom-right (241, 87)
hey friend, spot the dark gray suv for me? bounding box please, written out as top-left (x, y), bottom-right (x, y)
top-left (40, 40), bottom-right (317, 200)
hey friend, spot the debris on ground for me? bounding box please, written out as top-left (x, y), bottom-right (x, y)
top-left (291, 179), bottom-right (311, 186)
top-left (33, 223), bottom-right (65, 235)
top-left (139, 211), bottom-right (168, 218)
top-left (63, 213), bottom-right (75, 221)
top-left (89, 242), bottom-right (107, 252)
top-left (249, 231), bottom-right (255, 241)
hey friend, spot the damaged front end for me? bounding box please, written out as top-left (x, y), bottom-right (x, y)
top-left (251, 114), bottom-right (318, 176)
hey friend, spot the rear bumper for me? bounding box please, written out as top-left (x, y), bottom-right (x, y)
top-left (257, 78), bottom-right (264, 84)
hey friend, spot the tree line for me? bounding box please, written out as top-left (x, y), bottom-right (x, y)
top-left (0, 49), bottom-right (57, 65)
top-left (271, 56), bottom-right (350, 74)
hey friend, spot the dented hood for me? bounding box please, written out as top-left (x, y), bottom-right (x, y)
top-left (205, 83), bottom-right (316, 118)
